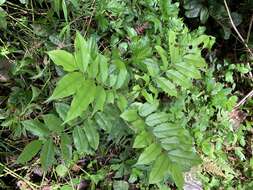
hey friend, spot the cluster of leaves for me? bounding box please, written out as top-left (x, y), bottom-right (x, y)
top-left (1, 0), bottom-right (253, 189)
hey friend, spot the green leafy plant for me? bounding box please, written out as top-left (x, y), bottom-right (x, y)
top-left (2, 0), bottom-right (252, 189)
top-left (39, 5), bottom-right (215, 187)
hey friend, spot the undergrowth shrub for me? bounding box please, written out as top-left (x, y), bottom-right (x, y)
top-left (2, 0), bottom-right (243, 189)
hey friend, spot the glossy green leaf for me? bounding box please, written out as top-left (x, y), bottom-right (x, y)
top-left (55, 103), bottom-right (70, 121)
top-left (116, 94), bottom-right (128, 112)
top-left (167, 149), bottom-right (201, 169)
top-left (136, 143), bottom-right (162, 165)
top-left (153, 123), bottom-right (184, 138)
top-left (22, 120), bottom-right (50, 138)
top-left (40, 138), bottom-right (55, 171)
top-left (149, 153), bottom-right (169, 184)
top-left (155, 77), bottom-right (177, 97)
top-left (115, 68), bottom-right (128, 89)
top-left (93, 86), bottom-right (106, 113)
top-left (145, 112), bottom-right (169, 127)
top-left (95, 112), bottom-right (113, 132)
top-left (74, 31), bottom-right (90, 73)
top-left (83, 121), bottom-right (99, 150)
top-left (166, 70), bottom-right (192, 89)
top-left (48, 50), bottom-right (77, 72)
top-left (60, 133), bottom-right (72, 162)
top-left (17, 140), bottom-right (42, 164)
top-left (48, 72), bottom-right (84, 101)
top-left (133, 131), bottom-right (152, 149)
top-left (98, 55), bottom-right (109, 83)
top-left (87, 55), bottom-right (99, 79)
top-left (131, 119), bottom-right (146, 132)
top-left (43, 114), bottom-right (64, 133)
top-left (65, 80), bottom-right (96, 123)
top-left (168, 164), bottom-right (184, 189)
top-left (120, 109), bottom-right (139, 122)
top-left (144, 58), bottom-right (160, 77)
top-left (138, 103), bottom-right (157, 117)
top-left (73, 127), bottom-right (89, 154)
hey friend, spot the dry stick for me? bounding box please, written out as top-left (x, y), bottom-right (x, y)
top-left (246, 15), bottom-right (253, 78)
top-left (0, 163), bottom-right (39, 189)
top-left (246, 15), bottom-right (253, 44)
top-left (224, 0), bottom-right (253, 78)
top-left (84, 0), bottom-right (96, 37)
top-left (224, 0), bottom-right (253, 109)
top-left (233, 89), bottom-right (253, 109)
top-left (224, 0), bottom-right (253, 57)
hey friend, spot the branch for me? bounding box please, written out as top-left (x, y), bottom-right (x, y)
top-left (224, 0), bottom-right (253, 57)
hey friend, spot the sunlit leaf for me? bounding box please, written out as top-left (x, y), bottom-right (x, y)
top-left (48, 50), bottom-right (77, 72)
top-left (120, 109), bottom-right (139, 122)
top-left (93, 86), bottom-right (106, 113)
top-left (65, 80), bottom-right (96, 122)
top-left (149, 153), bottom-right (169, 184)
top-left (75, 31), bottom-right (90, 73)
top-left (133, 131), bottom-right (152, 149)
top-left (98, 55), bottom-right (109, 83)
top-left (136, 143), bottom-right (162, 165)
top-left (48, 72), bottom-right (84, 101)
top-left (168, 163), bottom-right (184, 189)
